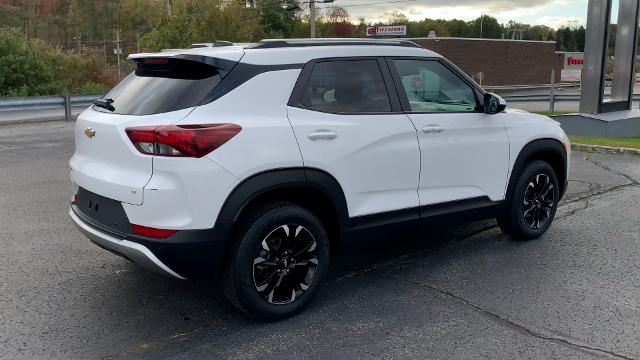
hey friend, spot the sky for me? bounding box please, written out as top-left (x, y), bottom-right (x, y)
top-left (316, 0), bottom-right (591, 29)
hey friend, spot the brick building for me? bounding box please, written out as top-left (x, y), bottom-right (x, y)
top-left (409, 37), bottom-right (564, 86)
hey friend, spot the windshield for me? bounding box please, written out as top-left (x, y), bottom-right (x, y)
top-left (95, 58), bottom-right (223, 116)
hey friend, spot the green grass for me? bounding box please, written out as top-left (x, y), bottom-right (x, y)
top-left (569, 135), bottom-right (640, 149)
top-left (533, 111), bottom-right (571, 116)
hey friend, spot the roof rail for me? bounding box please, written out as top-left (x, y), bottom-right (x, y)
top-left (189, 40), bottom-right (234, 49)
top-left (249, 38), bottom-right (420, 49)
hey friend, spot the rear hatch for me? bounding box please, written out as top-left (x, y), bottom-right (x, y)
top-left (70, 50), bottom-right (243, 205)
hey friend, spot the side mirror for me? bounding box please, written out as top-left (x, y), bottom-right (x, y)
top-left (483, 93), bottom-right (507, 114)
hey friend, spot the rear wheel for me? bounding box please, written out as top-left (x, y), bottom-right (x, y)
top-left (497, 160), bottom-right (559, 240)
top-left (223, 203), bottom-right (329, 320)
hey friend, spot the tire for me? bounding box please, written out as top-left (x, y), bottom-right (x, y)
top-left (223, 202), bottom-right (330, 320)
top-left (497, 160), bottom-right (560, 240)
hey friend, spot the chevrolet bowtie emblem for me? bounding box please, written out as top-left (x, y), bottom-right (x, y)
top-left (84, 127), bottom-right (96, 138)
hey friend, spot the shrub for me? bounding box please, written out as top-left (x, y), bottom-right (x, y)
top-left (74, 81), bottom-right (110, 95)
top-left (0, 27), bottom-right (114, 97)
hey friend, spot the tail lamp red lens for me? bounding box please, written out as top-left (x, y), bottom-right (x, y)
top-left (131, 224), bottom-right (177, 238)
top-left (125, 124), bottom-right (241, 158)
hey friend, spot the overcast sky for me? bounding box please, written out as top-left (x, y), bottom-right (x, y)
top-left (316, 0), bottom-right (590, 29)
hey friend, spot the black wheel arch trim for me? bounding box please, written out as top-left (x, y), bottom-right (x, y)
top-left (507, 138), bottom-right (568, 199)
top-left (215, 168), bottom-right (349, 233)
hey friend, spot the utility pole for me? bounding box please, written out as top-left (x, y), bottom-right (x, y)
top-left (115, 29), bottom-right (122, 80)
top-left (103, 36), bottom-right (107, 72)
top-left (309, 0), bottom-right (334, 38)
top-left (136, 33), bottom-right (140, 53)
top-left (166, 0), bottom-right (172, 16)
top-left (310, 0), bottom-right (316, 38)
top-left (479, 15), bottom-right (483, 38)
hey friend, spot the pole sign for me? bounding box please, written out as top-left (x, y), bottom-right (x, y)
top-left (563, 52), bottom-right (584, 70)
top-left (366, 25), bottom-right (407, 37)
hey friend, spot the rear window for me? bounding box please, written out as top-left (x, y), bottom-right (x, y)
top-left (95, 58), bottom-right (223, 116)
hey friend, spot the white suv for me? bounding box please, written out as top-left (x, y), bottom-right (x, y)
top-left (69, 39), bottom-right (570, 319)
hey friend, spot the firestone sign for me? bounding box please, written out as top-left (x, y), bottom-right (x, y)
top-left (366, 25), bottom-right (407, 37)
top-left (563, 52), bottom-right (584, 70)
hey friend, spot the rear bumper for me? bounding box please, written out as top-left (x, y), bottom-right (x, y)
top-left (70, 202), bottom-right (234, 279)
top-left (70, 208), bottom-right (186, 279)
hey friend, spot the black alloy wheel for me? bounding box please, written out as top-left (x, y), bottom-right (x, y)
top-left (522, 174), bottom-right (556, 230)
top-left (253, 224), bottom-right (319, 305)
top-left (223, 203), bottom-right (329, 320)
top-left (497, 160), bottom-right (560, 240)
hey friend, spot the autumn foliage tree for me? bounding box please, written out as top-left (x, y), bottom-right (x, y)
top-left (324, 6), bottom-right (354, 37)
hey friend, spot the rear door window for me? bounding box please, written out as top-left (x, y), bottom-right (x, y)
top-left (96, 58), bottom-right (223, 116)
top-left (300, 59), bottom-right (392, 113)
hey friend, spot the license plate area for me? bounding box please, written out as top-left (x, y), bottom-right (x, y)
top-left (75, 187), bottom-right (131, 235)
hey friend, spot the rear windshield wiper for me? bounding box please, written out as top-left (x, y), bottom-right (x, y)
top-left (93, 98), bottom-right (115, 112)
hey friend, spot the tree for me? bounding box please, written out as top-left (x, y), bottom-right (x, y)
top-left (354, 17), bottom-right (367, 38)
top-left (384, 11), bottom-right (408, 25)
top-left (256, 0), bottom-right (301, 38)
top-left (139, 0), bottom-right (206, 50)
top-left (469, 15), bottom-right (502, 38)
top-left (526, 25), bottom-right (554, 41)
top-left (324, 6), bottom-right (353, 37)
top-left (408, 18), bottom-right (449, 37)
top-left (446, 19), bottom-right (469, 37)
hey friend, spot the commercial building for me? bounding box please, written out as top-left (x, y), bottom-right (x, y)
top-left (409, 37), bottom-right (564, 86)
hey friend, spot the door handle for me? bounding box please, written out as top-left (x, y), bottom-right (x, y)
top-left (307, 130), bottom-right (338, 141)
top-left (422, 125), bottom-right (445, 134)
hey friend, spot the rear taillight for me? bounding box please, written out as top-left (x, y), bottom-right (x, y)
top-left (132, 224), bottom-right (176, 238)
top-left (125, 123), bottom-right (241, 158)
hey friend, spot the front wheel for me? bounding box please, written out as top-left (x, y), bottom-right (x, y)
top-left (223, 203), bottom-right (330, 320)
top-left (497, 160), bottom-right (560, 240)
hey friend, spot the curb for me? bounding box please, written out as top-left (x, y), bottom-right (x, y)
top-left (571, 143), bottom-right (640, 156)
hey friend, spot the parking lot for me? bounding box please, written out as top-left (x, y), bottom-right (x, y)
top-left (1, 121), bottom-right (639, 359)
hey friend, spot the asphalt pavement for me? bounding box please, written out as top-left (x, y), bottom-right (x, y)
top-left (1, 121), bottom-right (639, 359)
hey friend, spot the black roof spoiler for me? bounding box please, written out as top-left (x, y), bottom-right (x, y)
top-left (129, 54), bottom-right (239, 72)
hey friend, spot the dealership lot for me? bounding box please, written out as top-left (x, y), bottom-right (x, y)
top-left (1, 121), bottom-right (639, 359)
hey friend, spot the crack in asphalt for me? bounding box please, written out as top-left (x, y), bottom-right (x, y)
top-left (585, 156), bottom-right (640, 186)
top-left (102, 327), bottom-right (206, 359)
top-left (557, 199), bottom-right (590, 220)
top-left (561, 182), bottom-right (636, 206)
top-left (395, 277), bottom-right (638, 360)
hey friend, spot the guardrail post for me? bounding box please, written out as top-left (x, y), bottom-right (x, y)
top-left (549, 69), bottom-right (556, 112)
top-left (64, 94), bottom-right (72, 121)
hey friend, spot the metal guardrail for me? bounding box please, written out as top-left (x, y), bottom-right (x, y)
top-left (485, 84), bottom-right (580, 92)
top-left (502, 94), bottom-right (640, 114)
top-left (502, 94), bottom-right (581, 102)
top-left (502, 94), bottom-right (640, 102)
top-left (0, 94), bottom-right (103, 110)
top-left (1, 92), bottom-right (639, 123)
top-left (0, 94), bottom-right (103, 122)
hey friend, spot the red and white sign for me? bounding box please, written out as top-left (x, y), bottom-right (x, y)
top-left (563, 52), bottom-right (584, 70)
top-left (366, 25), bottom-right (407, 37)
